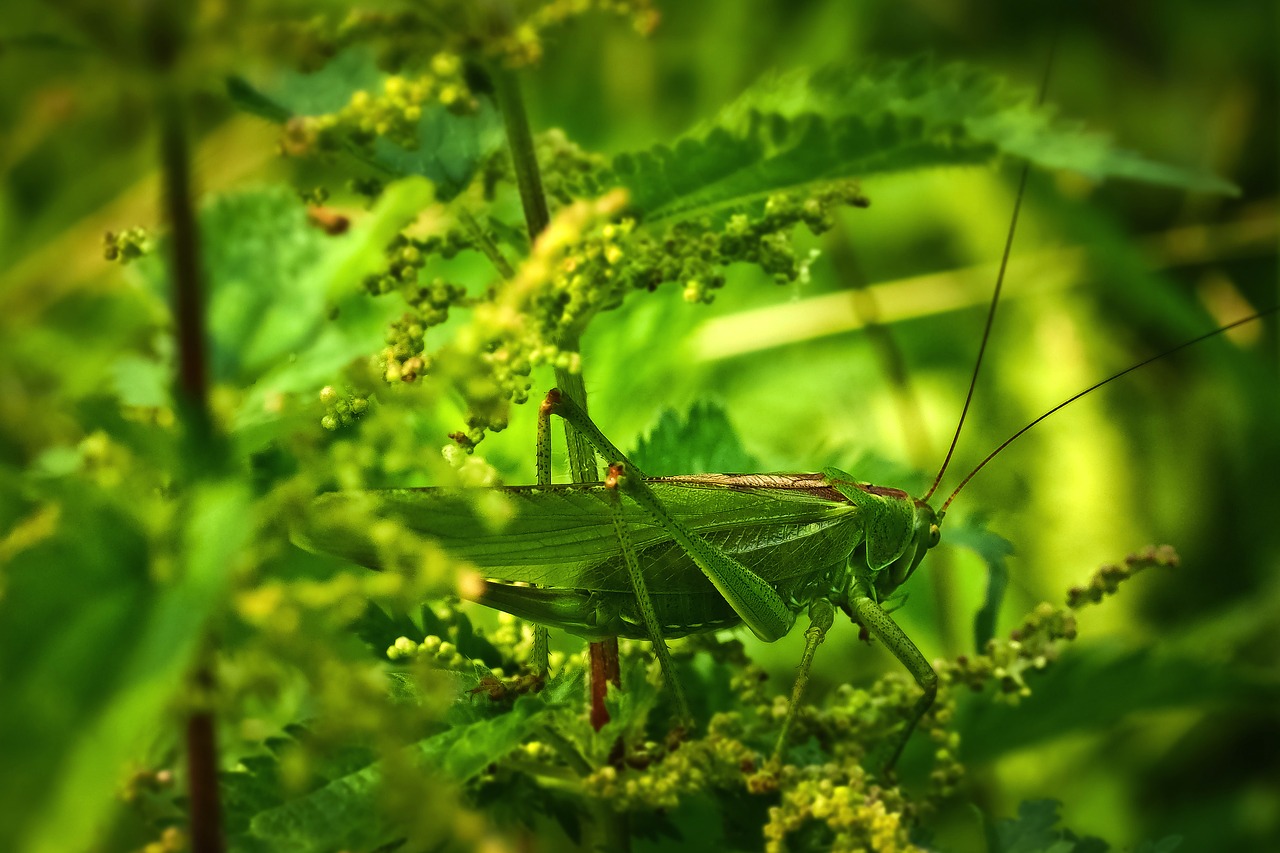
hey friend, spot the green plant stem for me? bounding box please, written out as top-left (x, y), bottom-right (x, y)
top-left (491, 65), bottom-right (551, 239)
top-left (490, 63), bottom-right (596, 479)
top-left (458, 207), bottom-right (516, 280)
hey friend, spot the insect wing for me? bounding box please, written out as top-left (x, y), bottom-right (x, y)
top-left (297, 481), bottom-right (863, 597)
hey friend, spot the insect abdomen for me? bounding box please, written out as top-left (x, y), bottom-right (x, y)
top-left (472, 580), bottom-right (744, 640)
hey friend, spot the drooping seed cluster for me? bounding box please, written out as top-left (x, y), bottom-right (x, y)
top-left (354, 174), bottom-right (868, 447)
top-left (1067, 544), bottom-right (1179, 609)
top-left (761, 762), bottom-right (921, 853)
top-left (281, 54), bottom-right (476, 160)
top-left (319, 385), bottom-right (369, 432)
top-left (385, 611), bottom-right (566, 678)
top-left (272, 1), bottom-right (657, 159)
top-left (272, 2), bottom-right (658, 75)
top-left (938, 602), bottom-right (1078, 701)
top-left (103, 227), bottom-right (151, 264)
top-left (584, 712), bottom-right (758, 811)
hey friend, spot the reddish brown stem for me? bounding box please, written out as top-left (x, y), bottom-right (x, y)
top-left (602, 636), bottom-right (621, 688)
top-left (588, 642), bottom-right (611, 730)
top-left (185, 669), bottom-right (223, 853)
top-left (158, 53), bottom-right (223, 853)
top-left (588, 639), bottom-right (624, 731)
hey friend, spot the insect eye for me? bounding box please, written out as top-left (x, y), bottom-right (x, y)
top-left (928, 524), bottom-right (941, 547)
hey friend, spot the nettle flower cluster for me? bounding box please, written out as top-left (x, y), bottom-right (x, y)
top-left (103, 227), bottom-right (151, 264)
top-left (357, 158), bottom-right (868, 446)
top-left (275, 1), bottom-right (657, 159)
top-left (386, 610), bottom-right (568, 676)
top-left (484, 128), bottom-right (609, 208)
top-left (318, 385), bottom-right (369, 432)
top-left (281, 54), bottom-right (475, 158)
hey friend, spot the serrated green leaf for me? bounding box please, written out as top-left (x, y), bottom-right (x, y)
top-left (595, 658), bottom-right (662, 754)
top-left (610, 58), bottom-right (1236, 226)
top-left (958, 640), bottom-right (1280, 763)
top-left (992, 800), bottom-right (1109, 853)
top-left (233, 176), bottom-right (433, 444)
top-left (351, 602), bottom-right (422, 659)
top-left (133, 179), bottom-right (436, 449)
top-left (245, 699), bottom-right (548, 852)
top-left (133, 187), bottom-right (327, 385)
top-left (630, 400), bottom-right (759, 476)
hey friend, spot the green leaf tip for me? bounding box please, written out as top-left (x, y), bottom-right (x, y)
top-left (609, 57), bottom-right (1236, 228)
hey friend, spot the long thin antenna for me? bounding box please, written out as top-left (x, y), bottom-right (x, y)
top-left (923, 40), bottom-right (1058, 502)
top-left (940, 306), bottom-right (1278, 513)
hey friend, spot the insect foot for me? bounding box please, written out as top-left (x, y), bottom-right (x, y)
top-left (466, 671), bottom-right (547, 703)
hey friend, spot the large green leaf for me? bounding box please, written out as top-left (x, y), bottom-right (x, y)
top-left (230, 177), bottom-right (433, 393)
top-left (2, 481), bottom-right (251, 853)
top-left (989, 800), bottom-right (1110, 853)
top-left (128, 178), bottom-right (434, 448)
top-left (630, 400), bottom-right (760, 476)
top-left (946, 515), bottom-right (1015, 653)
top-left (240, 698), bottom-right (551, 853)
top-left (609, 59), bottom-right (1237, 226)
top-left (956, 639), bottom-right (1280, 763)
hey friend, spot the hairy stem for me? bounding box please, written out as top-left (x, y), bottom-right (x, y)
top-left (490, 63), bottom-right (597, 479)
top-left (457, 207), bottom-right (516, 280)
top-left (491, 65), bottom-right (550, 239)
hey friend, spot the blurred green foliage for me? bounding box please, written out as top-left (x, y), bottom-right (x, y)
top-left (1, 1), bottom-right (1277, 852)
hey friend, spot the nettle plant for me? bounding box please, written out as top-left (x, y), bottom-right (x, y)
top-left (5, 3), bottom-right (1250, 853)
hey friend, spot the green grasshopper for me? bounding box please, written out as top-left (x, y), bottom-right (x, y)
top-left (298, 386), bottom-right (945, 770)
top-left (297, 125), bottom-right (1043, 771)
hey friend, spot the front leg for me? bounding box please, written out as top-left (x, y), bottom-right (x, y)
top-left (849, 586), bottom-right (938, 775)
top-left (602, 464), bottom-right (692, 724)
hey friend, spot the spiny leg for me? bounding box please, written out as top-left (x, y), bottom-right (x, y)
top-left (540, 391), bottom-right (619, 731)
top-left (542, 388), bottom-right (635, 472)
top-left (601, 466), bottom-right (693, 722)
top-left (545, 389), bottom-right (795, 643)
top-left (527, 394), bottom-right (553, 675)
top-left (849, 588), bottom-right (938, 775)
top-left (543, 388), bottom-right (801, 728)
top-left (772, 598), bottom-right (835, 764)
